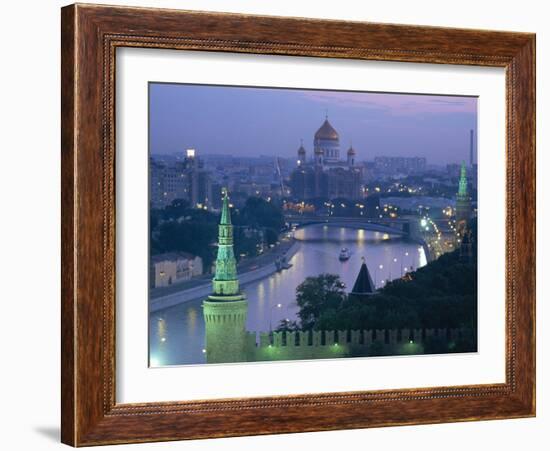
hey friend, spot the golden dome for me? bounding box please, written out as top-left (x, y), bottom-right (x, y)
top-left (314, 118), bottom-right (339, 141)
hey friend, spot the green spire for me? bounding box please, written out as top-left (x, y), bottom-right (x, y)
top-left (203, 189), bottom-right (248, 363)
top-left (458, 161), bottom-right (468, 197)
top-left (212, 189), bottom-right (239, 296)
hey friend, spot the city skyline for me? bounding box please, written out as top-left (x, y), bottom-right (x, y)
top-left (149, 82), bottom-right (477, 166)
top-left (149, 82), bottom-right (478, 366)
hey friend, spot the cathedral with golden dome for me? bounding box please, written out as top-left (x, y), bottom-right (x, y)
top-left (291, 115), bottom-right (363, 200)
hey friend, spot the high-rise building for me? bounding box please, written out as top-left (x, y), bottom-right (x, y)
top-left (202, 190), bottom-right (248, 363)
top-left (149, 157), bottom-right (165, 208)
top-left (149, 149), bottom-right (212, 208)
top-left (373, 156), bottom-right (427, 175)
top-left (185, 149), bottom-right (212, 208)
top-left (149, 158), bottom-right (189, 208)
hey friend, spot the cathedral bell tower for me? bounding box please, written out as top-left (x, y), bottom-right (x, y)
top-left (297, 139), bottom-right (306, 167)
top-left (347, 144), bottom-right (356, 167)
top-left (202, 189), bottom-right (248, 363)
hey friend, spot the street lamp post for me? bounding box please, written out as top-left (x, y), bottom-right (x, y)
top-left (375, 264), bottom-right (383, 289)
top-left (269, 303), bottom-right (283, 334)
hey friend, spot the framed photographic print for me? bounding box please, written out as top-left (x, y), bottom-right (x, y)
top-left (61, 3), bottom-right (536, 446)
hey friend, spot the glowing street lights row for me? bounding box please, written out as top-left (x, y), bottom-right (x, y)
top-left (373, 249), bottom-right (421, 288)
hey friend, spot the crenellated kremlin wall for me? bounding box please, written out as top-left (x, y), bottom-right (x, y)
top-left (203, 327), bottom-right (474, 363)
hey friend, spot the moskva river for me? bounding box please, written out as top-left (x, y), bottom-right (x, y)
top-left (149, 225), bottom-right (427, 366)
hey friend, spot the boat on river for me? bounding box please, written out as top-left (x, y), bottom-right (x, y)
top-left (275, 255), bottom-right (293, 271)
top-left (339, 247), bottom-right (351, 261)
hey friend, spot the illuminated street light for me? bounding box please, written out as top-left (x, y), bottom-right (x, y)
top-left (375, 264), bottom-right (384, 289)
top-left (269, 303), bottom-right (283, 332)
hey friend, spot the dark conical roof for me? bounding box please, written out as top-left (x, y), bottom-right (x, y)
top-left (350, 260), bottom-right (376, 296)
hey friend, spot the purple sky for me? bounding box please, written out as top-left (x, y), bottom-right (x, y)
top-left (149, 83), bottom-right (477, 165)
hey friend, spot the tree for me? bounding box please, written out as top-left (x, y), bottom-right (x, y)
top-left (294, 219), bottom-right (478, 354)
top-left (239, 197), bottom-right (284, 231)
top-left (233, 227), bottom-right (262, 261)
top-left (162, 198), bottom-right (191, 221)
top-left (264, 228), bottom-right (278, 246)
top-left (295, 274), bottom-right (347, 329)
top-left (156, 220), bottom-right (217, 270)
top-left (275, 319), bottom-right (301, 332)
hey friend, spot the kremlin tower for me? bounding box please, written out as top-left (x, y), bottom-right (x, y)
top-left (349, 257), bottom-right (376, 302)
top-left (455, 161), bottom-right (472, 232)
top-left (202, 189), bottom-right (248, 363)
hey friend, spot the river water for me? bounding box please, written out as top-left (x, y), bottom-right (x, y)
top-left (149, 225), bottom-right (427, 366)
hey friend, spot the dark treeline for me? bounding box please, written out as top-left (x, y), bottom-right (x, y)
top-left (150, 197), bottom-right (285, 271)
top-left (314, 250), bottom-right (477, 332)
top-left (279, 221), bottom-right (478, 353)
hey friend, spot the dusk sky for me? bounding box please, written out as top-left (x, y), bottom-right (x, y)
top-left (149, 83), bottom-right (477, 166)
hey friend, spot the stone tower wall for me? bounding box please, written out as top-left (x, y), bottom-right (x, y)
top-left (203, 299), bottom-right (248, 363)
top-left (240, 327), bottom-right (473, 363)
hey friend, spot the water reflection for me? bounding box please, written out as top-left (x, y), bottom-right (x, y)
top-left (150, 226), bottom-right (426, 366)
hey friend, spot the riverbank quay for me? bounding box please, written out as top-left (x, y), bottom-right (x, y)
top-left (149, 238), bottom-right (300, 312)
top-left (417, 239), bottom-right (433, 263)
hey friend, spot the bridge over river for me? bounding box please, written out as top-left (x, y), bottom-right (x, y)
top-left (284, 214), bottom-right (420, 238)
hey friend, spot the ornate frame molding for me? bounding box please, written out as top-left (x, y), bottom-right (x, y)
top-left (61, 4), bottom-right (535, 446)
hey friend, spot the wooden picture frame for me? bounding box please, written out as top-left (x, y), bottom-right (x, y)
top-left (61, 3), bottom-right (535, 446)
